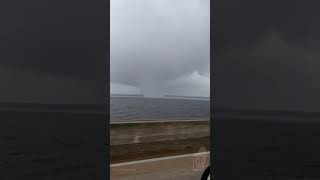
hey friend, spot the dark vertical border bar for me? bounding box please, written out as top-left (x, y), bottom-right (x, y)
top-left (106, 0), bottom-right (110, 179)
top-left (0, 0), bottom-right (109, 179)
top-left (210, 0), bottom-right (214, 178)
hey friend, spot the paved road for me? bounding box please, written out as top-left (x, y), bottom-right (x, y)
top-left (110, 152), bottom-right (210, 180)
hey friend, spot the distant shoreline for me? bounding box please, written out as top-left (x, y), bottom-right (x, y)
top-left (110, 96), bottom-right (209, 101)
top-left (110, 118), bottom-right (209, 123)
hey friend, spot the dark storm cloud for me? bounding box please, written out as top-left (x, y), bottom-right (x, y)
top-left (111, 0), bottom-right (210, 97)
top-left (213, 0), bottom-right (320, 111)
top-left (214, 0), bottom-right (320, 52)
top-left (0, 0), bottom-right (104, 78)
top-left (0, 0), bottom-right (107, 104)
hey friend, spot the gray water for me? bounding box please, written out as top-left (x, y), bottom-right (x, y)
top-left (0, 111), bottom-right (106, 180)
top-left (110, 97), bottom-right (210, 121)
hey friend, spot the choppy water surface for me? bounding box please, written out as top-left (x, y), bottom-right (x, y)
top-left (110, 97), bottom-right (210, 121)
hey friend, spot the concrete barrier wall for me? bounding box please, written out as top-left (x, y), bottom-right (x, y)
top-left (110, 120), bottom-right (209, 145)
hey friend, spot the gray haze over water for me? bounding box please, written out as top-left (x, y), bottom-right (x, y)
top-left (111, 0), bottom-right (210, 97)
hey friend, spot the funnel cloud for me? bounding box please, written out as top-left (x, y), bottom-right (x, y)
top-left (110, 0), bottom-right (210, 97)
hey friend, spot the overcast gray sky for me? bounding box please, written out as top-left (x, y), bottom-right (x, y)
top-left (0, 0), bottom-right (106, 104)
top-left (110, 0), bottom-right (210, 97)
top-left (213, 0), bottom-right (320, 111)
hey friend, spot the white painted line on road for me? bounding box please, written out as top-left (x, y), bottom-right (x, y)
top-left (110, 152), bottom-right (210, 167)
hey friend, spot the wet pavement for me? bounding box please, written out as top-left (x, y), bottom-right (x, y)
top-left (110, 152), bottom-right (210, 180)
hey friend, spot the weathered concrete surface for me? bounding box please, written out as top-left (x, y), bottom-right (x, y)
top-left (111, 137), bottom-right (210, 163)
top-left (110, 120), bottom-right (209, 145)
top-left (110, 152), bottom-right (210, 180)
top-left (110, 120), bottom-right (210, 164)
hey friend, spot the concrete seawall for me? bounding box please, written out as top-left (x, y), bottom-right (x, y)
top-left (110, 119), bottom-right (210, 145)
top-left (110, 119), bottom-right (210, 163)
